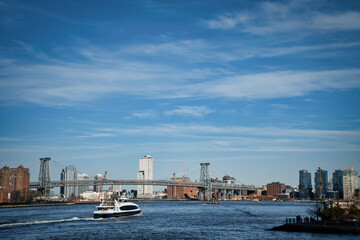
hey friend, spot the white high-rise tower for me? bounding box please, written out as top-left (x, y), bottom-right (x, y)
top-left (343, 167), bottom-right (359, 200)
top-left (60, 165), bottom-right (78, 200)
top-left (137, 155), bottom-right (153, 198)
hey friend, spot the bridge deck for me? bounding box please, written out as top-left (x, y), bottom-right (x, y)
top-left (30, 179), bottom-right (255, 191)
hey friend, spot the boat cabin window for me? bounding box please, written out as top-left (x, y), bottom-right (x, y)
top-left (98, 207), bottom-right (111, 210)
top-left (120, 205), bottom-right (138, 210)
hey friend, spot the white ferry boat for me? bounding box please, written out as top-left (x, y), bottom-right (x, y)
top-left (94, 198), bottom-right (141, 218)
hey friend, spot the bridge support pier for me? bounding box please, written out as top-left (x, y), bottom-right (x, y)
top-left (199, 163), bottom-right (212, 201)
top-left (38, 157), bottom-right (52, 197)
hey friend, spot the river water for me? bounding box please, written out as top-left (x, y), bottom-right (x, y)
top-left (0, 201), bottom-right (357, 239)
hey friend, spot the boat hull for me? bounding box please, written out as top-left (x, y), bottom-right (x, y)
top-left (94, 210), bottom-right (141, 219)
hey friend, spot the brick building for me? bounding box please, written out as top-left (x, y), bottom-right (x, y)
top-left (266, 182), bottom-right (286, 197)
top-left (167, 173), bottom-right (198, 200)
top-left (0, 188), bottom-right (11, 203)
top-left (0, 165), bottom-right (30, 202)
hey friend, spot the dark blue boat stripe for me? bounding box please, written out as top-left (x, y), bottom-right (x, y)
top-left (94, 210), bottom-right (141, 218)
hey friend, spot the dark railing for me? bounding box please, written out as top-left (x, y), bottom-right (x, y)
top-left (286, 216), bottom-right (360, 227)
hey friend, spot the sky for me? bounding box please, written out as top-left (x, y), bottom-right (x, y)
top-left (0, 0), bottom-right (360, 188)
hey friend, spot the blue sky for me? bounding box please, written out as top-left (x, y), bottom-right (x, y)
top-left (0, 0), bottom-right (360, 187)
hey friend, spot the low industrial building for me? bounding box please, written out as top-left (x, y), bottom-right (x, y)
top-left (167, 173), bottom-right (198, 200)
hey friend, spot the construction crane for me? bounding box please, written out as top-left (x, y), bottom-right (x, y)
top-left (98, 171), bottom-right (107, 199)
top-left (210, 167), bottom-right (219, 204)
top-left (180, 158), bottom-right (185, 180)
top-left (211, 167), bottom-right (216, 183)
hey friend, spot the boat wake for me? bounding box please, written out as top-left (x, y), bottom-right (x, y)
top-left (0, 217), bottom-right (96, 228)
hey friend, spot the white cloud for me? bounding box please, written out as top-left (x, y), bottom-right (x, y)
top-left (123, 40), bottom-right (206, 56)
top-left (131, 110), bottom-right (157, 118)
top-left (164, 106), bottom-right (213, 117)
top-left (206, 12), bottom-right (249, 29)
top-left (1, 123), bottom-right (359, 176)
top-left (122, 40), bottom-right (360, 63)
top-left (269, 104), bottom-right (291, 109)
top-left (245, 42), bottom-right (360, 59)
top-left (122, 40), bottom-right (239, 63)
top-left (1, 39), bottom-right (360, 106)
top-left (14, 40), bottom-right (51, 60)
top-left (313, 12), bottom-right (360, 30)
top-left (94, 123), bottom-right (360, 153)
top-left (201, 69), bottom-right (360, 99)
top-left (0, 137), bottom-right (27, 142)
top-left (75, 133), bottom-right (117, 138)
top-left (1, 57), bottom-right (360, 104)
top-left (0, 60), bottom-right (203, 105)
top-left (98, 123), bottom-right (360, 141)
top-left (205, 1), bottom-right (360, 34)
top-left (0, 58), bottom-right (15, 65)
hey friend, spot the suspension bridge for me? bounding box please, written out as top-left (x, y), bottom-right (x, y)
top-left (31, 158), bottom-right (256, 199)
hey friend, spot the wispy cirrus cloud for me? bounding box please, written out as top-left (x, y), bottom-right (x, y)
top-left (2, 123), bottom-right (359, 158)
top-left (240, 42), bottom-right (360, 59)
top-left (122, 39), bottom-right (360, 62)
top-left (130, 110), bottom-right (157, 118)
top-left (0, 59), bottom-right (208, 106)
top-left (123, 40), bottom-right (206, 56)
top-left (14, 40), bottom-right (50, 60)
top-left (1, 37), bottom-right (360, 106)
top-left (205, 1), bottom-right (360, 34)
top-left (122, 39), bottom-right (239, 62)
top-left (0, 137), bottom-right (27, 142)
top-left (206, 12), bottom-right (249, 30)
top-left (164, 106), bottom-right (213, 117)
top-left (1, 58), bottom-right (360, 105)
top-left (93, 123), bottom-right (360, 153)
top-left (98, 123), bottom-right (360, 140)
top-left (202, 69), bottom-right (360, 99)
top-left (76, 133), bottom-right (117, 138)
top-left (312, 12), bottom-right (360, 30)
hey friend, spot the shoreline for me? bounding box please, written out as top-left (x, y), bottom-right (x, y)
top-left (0, 201), bottom-right (99, 208)
top-left (271, 222), bottom-right (360, 234)
top-left (0, 199), bottom-right (190, 208)
top-left (1, 199), bottom-right (356, 208)
top-left (0, 199), bottom-right (315, 208)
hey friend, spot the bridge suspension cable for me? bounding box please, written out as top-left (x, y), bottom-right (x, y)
top-left (52, 160), bottom-right (66, 169)
top-left (26, 160), bottom-right (40, 169)
top-left (211, 165), bottom-right (247, 185)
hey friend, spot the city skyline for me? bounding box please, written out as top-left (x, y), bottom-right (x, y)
top-left (1, 0), bottom-right (360, 187)
top-left (2, 161), bottom-right (358, 201)
top-left (4, 156), bottom-right (359, 191)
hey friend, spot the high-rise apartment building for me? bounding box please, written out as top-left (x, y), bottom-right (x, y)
top-left (0, 165), bottom-right (30, 202)
top-left (77, 173), bottom-right (90, 195)
top-left (332, 169), bottom-right (343, 199)
top-left (93, 174), bottom-right (102, 192)
top-left (223, 174), bottom-right (235, 185)
top-left (299, 170), bottom-right (312, 199)
top-left (137, 155), bottom-right (153, 198)
top-left (112, 184), bottom-right (122, 194)
top-left (343, 167), bottom-right (359, 200)
top-left (60, 166), bottom-right (78, 199)
top-left (314, 168), bottom-right (328, 199)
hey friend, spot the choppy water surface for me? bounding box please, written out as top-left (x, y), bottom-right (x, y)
top-left (0, 201), bottom-right (357, 239)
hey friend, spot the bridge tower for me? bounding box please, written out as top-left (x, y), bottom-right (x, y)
top-left (200, 163), bottom-right (211, 200)
top-left (38, 157), bottom-right (51, 197)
